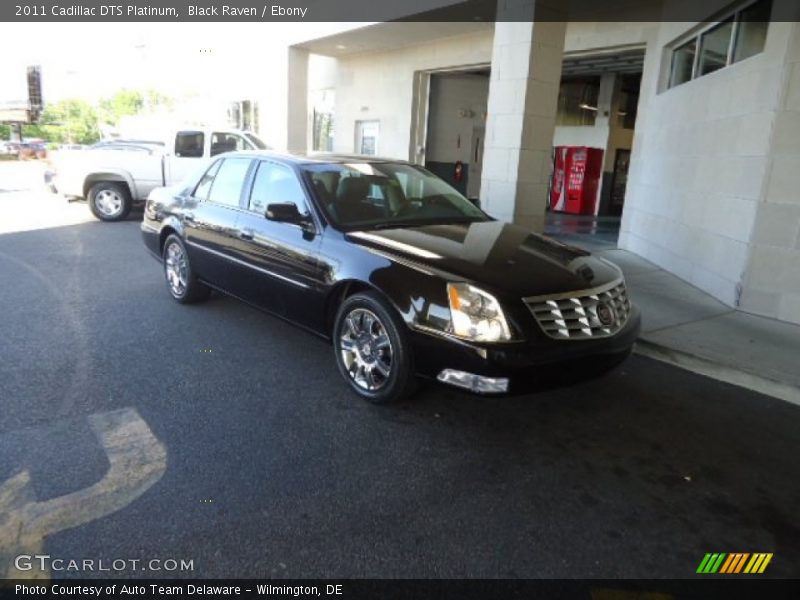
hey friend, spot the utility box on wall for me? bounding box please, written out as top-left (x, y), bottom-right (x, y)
top-left (550, 146), bottom-right (604, 215)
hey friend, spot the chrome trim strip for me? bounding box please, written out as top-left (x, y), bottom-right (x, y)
top-left (361, 247), bottom-right (437, 276)
top-left (522, 277), bottom-right (624, 304)
top-left (410, 322), bottom-right (525, 345)
top-left (349, 231), bottom-right (443, 260)
top-left (186, 240), bottom-right (310, 289)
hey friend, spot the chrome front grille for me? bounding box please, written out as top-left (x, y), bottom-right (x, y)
top-left (524, 279), bottom-right (631, 340)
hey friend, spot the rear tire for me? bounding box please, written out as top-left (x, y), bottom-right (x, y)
top-left (88, 181), bottom-right (132, 222)
top-left (333, 291), bottom-right (418, 404)
top-left (162, 234), bottom-right (210, 304)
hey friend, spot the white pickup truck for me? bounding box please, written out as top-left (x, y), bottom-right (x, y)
top-left (51, 128), bottom-right (268, 221)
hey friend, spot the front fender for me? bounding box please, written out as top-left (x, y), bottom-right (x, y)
top-left (322, 235), bottom-right (451, 334)
top-left (368, 258), bottom-right (451, 333)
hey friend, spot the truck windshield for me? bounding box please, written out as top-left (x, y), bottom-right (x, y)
top-left (244, 132), bottom-right (268, 149)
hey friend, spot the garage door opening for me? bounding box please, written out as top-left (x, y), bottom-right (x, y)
top-left (545, 48), bottom-right (644, 250)
top-left (414, 67), bottom-right (490, 203)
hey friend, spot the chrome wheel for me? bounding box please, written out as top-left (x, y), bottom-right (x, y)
top-left (339, 308), bottom-right (393, 391)
top-left (164, 241), bottom-right (188, 297)
top-left (94, 188), bottom-right (124, 217)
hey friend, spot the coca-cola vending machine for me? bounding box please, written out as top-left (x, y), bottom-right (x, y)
top-left (549, 146), bottom-right (604, 215)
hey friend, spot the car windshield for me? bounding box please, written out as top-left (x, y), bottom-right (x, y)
top-left (301, 162), bottom-right (488, 230)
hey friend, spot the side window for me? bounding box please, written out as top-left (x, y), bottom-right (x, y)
top-left (192, 159), bottom-right (222, 201)
top-left (248, 162), bottom-right (309, 215)
top-left (175, 131), bottom-right (204, 158)
top-left (207, 158), bottom-right (252, 208)
top-left (210, 132), bottom-right (251, 156)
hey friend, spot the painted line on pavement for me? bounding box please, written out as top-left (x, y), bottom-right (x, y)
top-left (0, 408), bottom-right (167, 579)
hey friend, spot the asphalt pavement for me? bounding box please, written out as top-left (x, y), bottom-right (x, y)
top-left (1, 177), bottom-right (799, 579)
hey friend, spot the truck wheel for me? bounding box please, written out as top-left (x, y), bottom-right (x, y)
top-left (88, 182), bottom-right (132, 222)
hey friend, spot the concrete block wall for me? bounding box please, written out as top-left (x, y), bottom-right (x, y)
top-left (620, 14), bottom-right (793, 309)
top-left (331, 27), bottom-right (494, 160)
top-left (739, 21), bottom-right (800, 324)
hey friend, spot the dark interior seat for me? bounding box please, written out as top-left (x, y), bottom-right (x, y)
top-left (334, 177), bottom-right (384, 224)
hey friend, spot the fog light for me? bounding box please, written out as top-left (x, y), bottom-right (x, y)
top-left (437, 369), bottom-right (509, 393)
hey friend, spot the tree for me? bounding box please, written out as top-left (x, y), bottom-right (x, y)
top-left (99, 89), bottom-right (173, 126)
top-left (24, 99), bottom-right (101, 144)
top-left (4, 88), bottom-right (174, 144)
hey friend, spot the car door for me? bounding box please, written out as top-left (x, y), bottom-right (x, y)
top-left (232, 160), bottom-right (325, 328)
top-left (166, 130), bottom-right (207, 185)
top-left (181, 157), bottom-right (254, 293)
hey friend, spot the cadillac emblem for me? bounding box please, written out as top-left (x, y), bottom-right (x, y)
top-left (596, 302), bottom-right (615, 326)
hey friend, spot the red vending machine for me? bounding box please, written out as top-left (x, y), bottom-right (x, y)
top-left (550, 146), bottom-right (604, 215)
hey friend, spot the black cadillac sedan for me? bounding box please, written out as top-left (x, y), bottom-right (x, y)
top-left (142, 151), bottom-right (640, 403)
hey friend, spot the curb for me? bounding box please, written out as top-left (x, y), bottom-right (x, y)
top-left (633, 338), bottom-right (800, 407)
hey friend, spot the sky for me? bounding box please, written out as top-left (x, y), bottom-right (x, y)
top-left (0, 22), bottom-right (349, 105)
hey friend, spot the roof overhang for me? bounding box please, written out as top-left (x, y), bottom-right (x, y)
top-left (293, 21), bottom-right (494, 58)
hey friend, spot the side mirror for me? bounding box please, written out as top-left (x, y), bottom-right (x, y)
top-left (266, 202), bottom-right (303, 224)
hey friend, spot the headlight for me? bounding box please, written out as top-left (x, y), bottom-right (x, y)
top-left (447, 283), bottom-right (511, 342)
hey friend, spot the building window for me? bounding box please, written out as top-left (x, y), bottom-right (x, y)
top-left (734, 0), bottom-right (772, 61)
top-left (312, 89), bottom-right (335, 152)
top-left (669, 40), bottom-right (696, 88)
top-left (556, 77), bottom-right (600, 126)
top-left (698, 19), bottom-right (734, 76)
top-left (313, 110), bottom-right (334, 152)
top-left (666, 0), bottom-right (771, 89)
top-left (355, 120), bottom-right (380, 156)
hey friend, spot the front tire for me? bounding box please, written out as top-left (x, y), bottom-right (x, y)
top-left (333, 292), bottom-right (418, 404)
top-left (88, 181), bottom-right (132, 222)
top-left (162, 234), bottom-right (210, 304)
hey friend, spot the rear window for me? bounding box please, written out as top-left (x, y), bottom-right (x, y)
top-left (175, 131), bottom-right (204, 158)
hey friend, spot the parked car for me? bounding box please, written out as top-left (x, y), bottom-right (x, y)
top-left (0, 141), bottom-right (21, 155)
top-left (18, 140), bottom-right (47, 160)
top-left (49, 128), bottom-right (267, 222)
top-left (142, 151), bottom-right (640, 403)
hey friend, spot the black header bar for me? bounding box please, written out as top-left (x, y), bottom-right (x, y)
top-left (2, 0), bottom-right (799, 22)
top-left (2, 579), bottom-right (800, 600)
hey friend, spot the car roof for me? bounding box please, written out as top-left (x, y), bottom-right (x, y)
top-left (216, 150), bottom-right (414, 167)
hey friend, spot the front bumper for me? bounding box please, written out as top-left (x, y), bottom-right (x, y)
top-left (411, 306), bottom-right (641, 394)
top-left (141, 221), bottom-right (162, 258)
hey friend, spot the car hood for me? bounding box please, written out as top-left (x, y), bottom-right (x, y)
top-left (346, 221), bottom-right (622, 297)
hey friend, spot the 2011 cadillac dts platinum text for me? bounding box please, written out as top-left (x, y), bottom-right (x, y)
top-left (141, 151), bottom-right (641, 403)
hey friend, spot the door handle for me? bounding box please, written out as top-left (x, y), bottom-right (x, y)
top-left (238, 229), bottom-right (254, 241)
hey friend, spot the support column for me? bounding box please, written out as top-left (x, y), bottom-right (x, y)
top-left (479, 1), bottom-right (566, 232)
top-left (286, 47), bottom-right (310, 153)
top-left (261, 46), bottom-right (309, 152)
